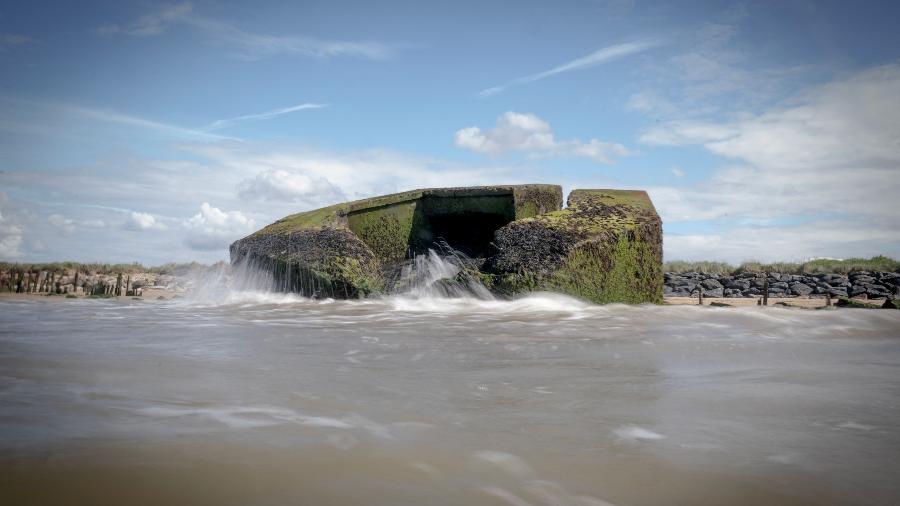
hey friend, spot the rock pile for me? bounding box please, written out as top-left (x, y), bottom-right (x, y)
top-left (664, 271), bottom-right (900, 299)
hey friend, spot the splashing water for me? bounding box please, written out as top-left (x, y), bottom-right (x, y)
top-left (186, 245), bottom-right (497, 305)
top-left (5, 248), bottom-right (900, 505)
top-left (1, 291), bottom-right (899, 505)
top-left (389, 247), bottom-right (495, 299)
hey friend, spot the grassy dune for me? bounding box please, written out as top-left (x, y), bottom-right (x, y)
top-left (664, 256), bottom-right (900, 275)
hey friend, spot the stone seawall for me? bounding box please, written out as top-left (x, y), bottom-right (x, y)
top-left (665, 270), bottom-right (900, 299)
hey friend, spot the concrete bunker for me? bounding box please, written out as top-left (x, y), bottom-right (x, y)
top-left (346, 192), bottom-right (517, 259)
top-left (229, 184), bottom-right (662, 303)
top-left (342, 187), bottom-right (561, 263)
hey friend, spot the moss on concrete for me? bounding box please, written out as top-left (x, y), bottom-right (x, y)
top-left (230, 185), bottom-right (662, 303)
top-left (489, 189), bottom-right (663, 304)
top-left (347, 200), bottom-right (419, 263)
top-left (246, 185), bottom-right (561, 239)
top-left (230, 228), bottom-right (383, 298)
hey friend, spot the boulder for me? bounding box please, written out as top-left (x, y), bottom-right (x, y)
top-left (865, 284), bottom-right (892, 298)
top-left (702, 287), bottom-right (724, 298)
top-left (850, 285), bottom-right (867, 296)
top-left (701, 278), bottom-right (723, 290)
top-left (828, 287), bottom-right (849, 297)
top-left (726, 280), bottom-right (751, 290)
top-left (789, 283), bottom-right (814, 296)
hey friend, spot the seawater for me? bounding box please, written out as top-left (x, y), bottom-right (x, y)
top-left (1, 255), bottom-right (900, 505)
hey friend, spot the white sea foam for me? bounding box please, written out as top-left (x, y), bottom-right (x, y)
top-left (473, 451), bottom-right (535, 479)
top-left (614, 426), bottom-right (667, 441)
top-left (838, 421), bottom-right (875, 431)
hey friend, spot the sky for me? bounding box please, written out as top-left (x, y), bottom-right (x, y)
top-left (1, 0), bottom-right (899, 265)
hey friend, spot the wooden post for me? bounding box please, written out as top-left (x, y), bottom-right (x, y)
top-left (126, 275), bottom-right (132, 296)
top-left (74, 272), bottom-right (79, 293)
top-left (826, 293), bottom-right (832, 307)
top-left (116, 273), bottom-right (123, 297)
top-left (698, 286), bottom-right (704, 306)
top-left (762, 278), bottom-right (769, 306)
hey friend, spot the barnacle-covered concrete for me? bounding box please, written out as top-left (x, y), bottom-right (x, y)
top-left (230, 185), bottom-right (662, 303)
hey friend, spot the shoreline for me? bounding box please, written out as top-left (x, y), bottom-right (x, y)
top-left (663, 296), bottom-right (885, 308)
top-left (1, 290), bottom-right (890, 309)
top-left (0, 288), bottom-right (182, 301)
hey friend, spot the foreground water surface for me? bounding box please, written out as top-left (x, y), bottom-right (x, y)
top-left (1, 293), bottom-right (899, 506)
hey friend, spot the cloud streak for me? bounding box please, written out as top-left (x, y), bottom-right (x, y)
top-left (63, 103), bottom-right (236, 141)
top-left (0, 33), bottom-right (35, 52)
top-left (479, 39), bottom-right (663, 97)
top-left (202, 102), bottom-right (327, 131)
top-left (98, 3), bottom-right (193, 36)
top-left (99, 3), bottom-right (393, 61)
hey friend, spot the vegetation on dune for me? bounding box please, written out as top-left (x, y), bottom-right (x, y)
top-left (664, 256), bottom-right (900, 275)
top-left (663, 260), bottom-right (735, 276)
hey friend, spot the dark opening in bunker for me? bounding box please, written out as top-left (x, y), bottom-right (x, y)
top-left (412, 194), bottom-right (516, 258)
top-left (423, 212), bottom-right (511, 257)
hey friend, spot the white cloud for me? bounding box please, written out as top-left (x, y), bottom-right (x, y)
top-left (99, 3), bottom-right (393, 61)
top-left (665, 218), bottom-right (900, 263)
top-left (646, 63), bottom-right (900, 261)
top-left (203, 102), bottom-right (327, 131)
top-left (48, 214), bottom-right (108, 235)
top-left (639, 121), bottom-right (737, 146)
top-left (0, 194), bottom-right (24, 259)
top-left (125, 211), bottom-right (167, 231)
top-left (480, 39), bottom-right (662, 97)
top-left (189, 143), bottom-right (518, 207)
top-left (182, 203), bottom-right (255, 251)
top-left (455, 112), bottom-right (629, 164)
top-left (670, 167), bottom-right (685, 177)
top-left (0, 33), bottom-right (34, 52)
top-left (98, 3), bottom-right (193, 36)
top-left (237, 169), bottom-right (345, 206)
top-left (80, 219), bottom-right (108, 228)
top-left (0, 232), bottom-right (23, 259)
top-left (647, 63), bottom-right (900, 223)
top-left (48, 214), bottom-right (75, 235)
top-left (626, 17), bottom-right (810, 119)
top-left (0, 139), bottom-right (524, 263)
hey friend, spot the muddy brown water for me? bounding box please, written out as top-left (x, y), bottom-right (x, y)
top-left (1, 289), bottom-right (899, 506)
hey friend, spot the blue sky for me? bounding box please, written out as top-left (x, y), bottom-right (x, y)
top-left (1, 0), bottom-right (899, 264)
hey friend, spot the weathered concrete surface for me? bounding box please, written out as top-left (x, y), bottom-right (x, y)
top-left (230, 185), bottom-right (664, 303)
top-left (487, 189), bottom-right (663, 304)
